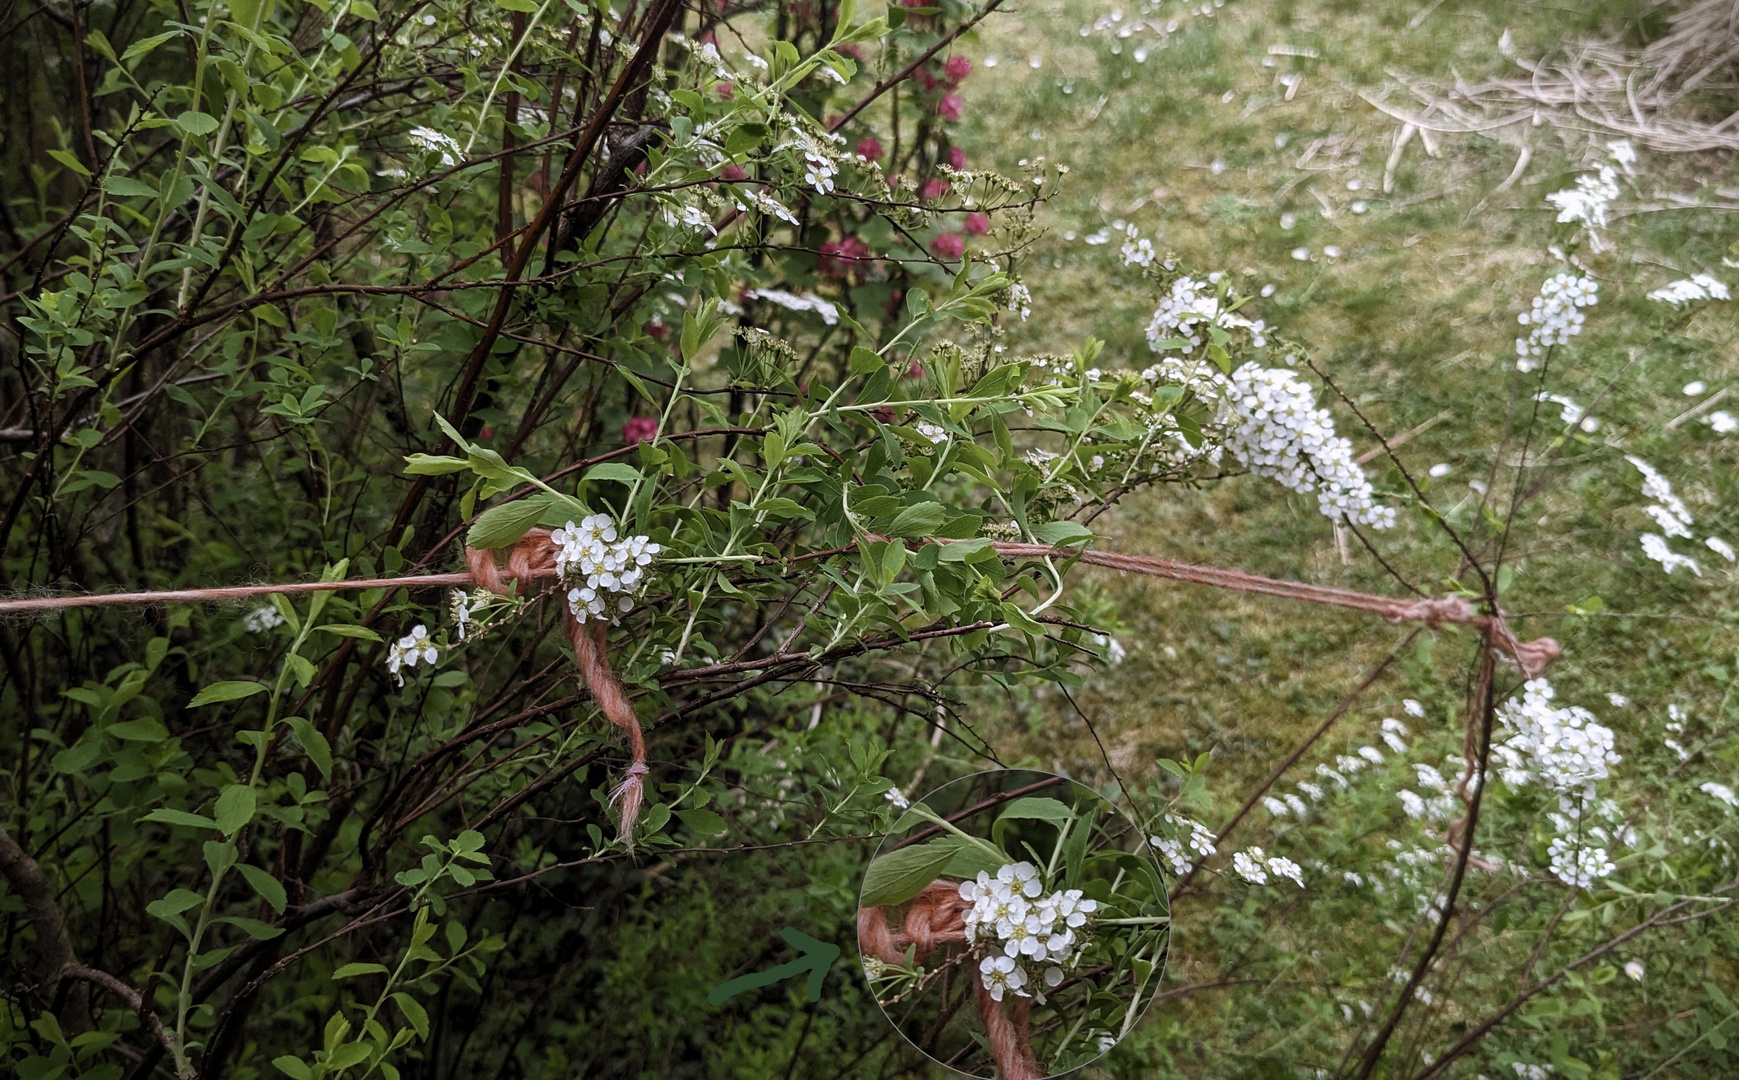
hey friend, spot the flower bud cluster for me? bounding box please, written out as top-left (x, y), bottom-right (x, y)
top-left (958, 862), bottom-right (1097, 1003)
top-left (550, 515), bottom-right (661, 624)
top-left (1221, 363), bottom-right (1396, 529)
top-left (1514, 273), bottom-right (1598, 372)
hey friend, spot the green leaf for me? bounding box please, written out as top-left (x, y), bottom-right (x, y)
top-left (849, 347), bottom-right (884, 376)
top-left (326, 1044), bottom-right (372, 1070)
top-left (466, 494), bottom-right (556, 550)
top-left (175, 111), bottom-right (222, 136)
top-left (217, 915), bottom-right (285, 940)
top-left (402, 453), bottom-right (470, 475)
top-left (724, 124), bottom-right (767, 158)
top-left (121, 30), bottom-right (182, 60)
top-left (331, 962), bottom-right (390, 979)
top-left (106, 718), bottom-right (169, 742)
top-left (272, 1057), bottom-right (314, 1080)
top-left (283, 716), bottom-right (333, 782)
top-left (102, 176), bottom-right (159, 198)
top-left (937, 538), bottom-right (994, 563)
top-left (391, 993), bottom-right (430, 1039)
top-left (989, 797), bottom-right (1074, 858)
top-left (860, 837), bottom-right (960, 907)
top-left (47, 148), bottom-right (91, 177)
top-left (237, 864), bottom-right (287, 913)
top-left (314, 624), bottom-right (382, 642)
top-left (146, 888), bottom-right (206, 917)
top-left (214, 784), bottom-right (256, 836)
top-left (284, 653), bottom-right (316, 688)
top-left (939, 836), bottom-right (1006, 881)
top-left (139, 808), bottom-right (218, 831)
top-left (676, 808), bottom-right (727, 836)
top-left (189, 681), bottom-right (267, 707)
top-left (584, 461), bottom-right (642, 485)
top-left (1029, 520), bottom-right (1094, 546)
top-left (888, 502), bottom-right (947, 539)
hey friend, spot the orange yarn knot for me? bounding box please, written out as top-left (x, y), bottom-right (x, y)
top-left (466, 530), bottom-right (650, 849)
top-left (859, 881), bottom-right (1041, 1080)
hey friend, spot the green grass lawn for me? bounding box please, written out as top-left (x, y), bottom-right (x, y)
top-left (935, 0), bottom-right (1739, 1072)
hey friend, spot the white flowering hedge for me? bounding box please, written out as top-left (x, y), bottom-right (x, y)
top-left (4, 0), bottom-right (1739, 1077)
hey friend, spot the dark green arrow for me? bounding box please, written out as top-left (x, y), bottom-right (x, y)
top-left (707, 928), bottom-right (840, 1005)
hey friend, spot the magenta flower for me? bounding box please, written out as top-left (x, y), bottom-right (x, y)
top-left (856, 137), bottom-right (884, 161)
top-left (931, 232), bottom-right (965, 260)
top-left (963, 212), bottom-right (990, 235)
top-left (622, 417), bottom-right (660, 444)
top-left (921, 178), bottom-right (950, 201)
top-left (715, 81), bottom-right (734, 100)
top-left (719, 163), bottom-right (748, 181)
top-left (943, 55), bottom-right (971, 85)
top-left (938, 92), bottom-right (964, 122)
top-left (947, 145), bottom-right (967, 170)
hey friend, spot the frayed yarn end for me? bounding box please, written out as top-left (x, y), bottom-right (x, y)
top-left (610, 761), bottom-right (650, 850)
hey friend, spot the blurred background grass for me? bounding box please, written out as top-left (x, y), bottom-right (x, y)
top-left (929, 0), bottom-right (1739, 1070)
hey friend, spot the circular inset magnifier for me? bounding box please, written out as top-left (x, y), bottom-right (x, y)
top-left (857, 770), bottom-right (1170, 1077)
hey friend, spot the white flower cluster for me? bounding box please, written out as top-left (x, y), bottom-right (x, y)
top-left (408, 126), bottom-right (461, 167)
top-left (448, 588), bottom-right (491, 640)
top-left (958, 863), bottom-right (1097, 1003)
top-left (1229, 845), bottom-right (1304, 887)
top-left (549, 515), bottom-right (661, 624)
top-left (731, 187), bottom-right (799, 225)
top-left (804, 151), bottom-right (836, 193)
top-left (1397, 762), bottom-right (1457, 823)
top-left (1144, 273), bottom-right (1267, 353)
top-left (1493, 679), bottom-right (1620, 797)
top-left (1148, 812), bottom-right (1217, 875)
top-left (1703, 782), bottom-right (1738, 809)
top-left (662, 200), bottom-right (717, 237)
top-left (1627, 456), bottom-right (1711, 577)
top-left (1004, 282), bottom-right (1033, 321)
top-left (1494, 679), bottom-right (1628, 887)
top-left (1548, 835), bottom-right (1617, 888)
top-left (1647, 274), bottom-right (1730, 306)
top-left (913, 420), bottom-right (950, 445)
top-left (1535, 391), bottom-right (1599, 433)
top-left (1514, 273), bottom-right (1598, 372)
top-left (1545, 165), bottom-right (1620, 237)
top-left (1220, 362), bottom-right (1396, 529)
top-left (242, 605), bottom-right (285, 633)
top-left (745, 287), bottom-right (839, 325)
top-left (386, 624), bottom-right (438, 686)
top-left (1120, 224), bottom-right (1156, 268)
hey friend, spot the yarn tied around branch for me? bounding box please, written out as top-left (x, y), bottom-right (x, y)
top-left (466, 529), bottom-right (650, 849)
top-left (859, 882), bottom-right (1042, 1080)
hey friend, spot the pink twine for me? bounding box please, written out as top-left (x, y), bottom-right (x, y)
top-left (972, 540), bottom-right (1562, 679)
top-left (859, 881), bottom-right (1039, 1079)
top-left (467, 532), bottom-right (650, 848)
